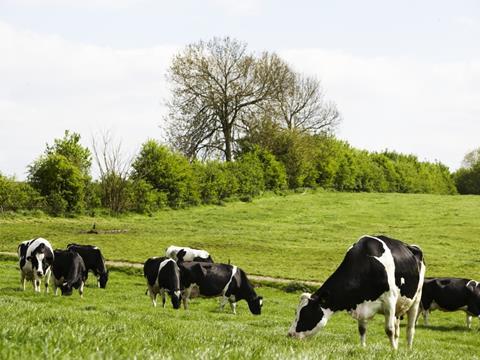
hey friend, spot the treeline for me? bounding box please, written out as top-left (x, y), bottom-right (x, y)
top-left (0, 130), bottom-right (458, 217)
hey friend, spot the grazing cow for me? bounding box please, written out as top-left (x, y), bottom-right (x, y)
top-left (143, 257), bottom-right (182, 309)
top-left (18, 237), bottom-right (54, 293)
top-left (67, 243), bottom-right (109, 288)
top-left (288, 235), bottom-right (425, 350)
top-left (52, 249), bottom-right (87, 296)
top-left (165, 245), bottom-right (214, 263)
top-left (420, 277), bottom-right (480, 328)
top-left (179, 261), bottom-right (263, 315)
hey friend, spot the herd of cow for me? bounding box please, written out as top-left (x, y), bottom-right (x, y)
top-left (15, 235), bottom-right (480, 350)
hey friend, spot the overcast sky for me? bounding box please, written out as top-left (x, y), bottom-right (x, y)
top-left (1, 0), bottom-right (479, 179)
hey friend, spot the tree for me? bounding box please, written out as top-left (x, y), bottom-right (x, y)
top-left (92, 131), bottom-right (132, 213)
top-left (455, 147), bottom-right (480, 194)
top-left (28, 131), bottom-right (91, 215)
top-left (166, 37), bottom-right (290, 162)
top-left (46, 130), bottom-right (92, 176)
top-left (131, 140), bottom-right (199, 208)
top-left (461, 147), bottom-right (480, 169)
top-left (274, 73), bottom-right (341, 134)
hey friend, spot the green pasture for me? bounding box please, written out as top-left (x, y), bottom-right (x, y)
top-left (0, 259), bottom-right (478, 359)
top-left (1, 191), bottom-right (480, 359)
top-left (1, 191), bottom-right (479, 281)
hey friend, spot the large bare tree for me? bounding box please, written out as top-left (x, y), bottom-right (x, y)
top-left (274, 73), bottom-right (341, 134)
top-left (165, 37), bottom-right (290, 161)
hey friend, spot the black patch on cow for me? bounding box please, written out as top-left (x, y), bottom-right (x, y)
top-left (143, 257), bottom-right (182, 309)
top-left (67, 244), bottom-right (108, 288)
top-left (307, 235), bottom-right (423, 314)
top-left (52, 249), bottom-right (87, 296)
top-left (421, 278), bottom-right (480, 316)
top-left (179, 262), bottom-right (261, 314)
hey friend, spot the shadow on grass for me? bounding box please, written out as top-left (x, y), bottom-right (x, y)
top-left (416, 324), bottom-right (469, 332)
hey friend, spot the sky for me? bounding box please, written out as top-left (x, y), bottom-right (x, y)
top-left (1, 0), bottom-right (479, 179)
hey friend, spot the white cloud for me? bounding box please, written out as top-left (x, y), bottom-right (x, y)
top-left (0, 21), bottom-right (177, 179)
top-left (207, 0), bottom-right (263, 16)
top-left (281, 48), bottom-right (480, 169)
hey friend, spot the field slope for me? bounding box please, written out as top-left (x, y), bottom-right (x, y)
top-left (1, 191), bottom-right (480, 359)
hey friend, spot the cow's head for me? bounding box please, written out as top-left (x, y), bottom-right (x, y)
top-left (27, 243), bottom-right (52, 278)
top-left (247, 295), bottom-right (263, 315)
top-left (176, 249), bottom-right (186, 263)
top-left (169, 290), bottom-right (182, 309)
top-left (466, 280), bottom-right (480, 316)
top-left (98, 271), bottom-right (109, 289)
top-left (288, 292), bottom-right (334, 339)
top-left (60, 281), bottom-right (74, 296)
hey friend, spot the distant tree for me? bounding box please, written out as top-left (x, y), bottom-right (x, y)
top-left (274, 73), bottom-right (341, 134)
top-left (92, 131), bottom-right (132, 213)
top-left (455, 147), bottom-right (480, 194)
top-left (166, 37), bottom-right (291, 162)
top-left (46, 130), bottom-right (92, 176)
top-left (131, 140), bottom-right (199, 208)
top-left (461, 147), bottom-right (480, 169)
top-left (28, 131), bottom-right (91, 215)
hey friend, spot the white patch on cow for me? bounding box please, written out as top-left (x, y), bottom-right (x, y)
top-left (400, 277), bottom-right (405, 285)
top-left (174, 290), bottom-right (181, 298)
top-left (165, 245), bottom-right (211, 261)
top-left (349, 299), bottom-right (383, 320)
top-left (222, 266), bottom-right (238, 296)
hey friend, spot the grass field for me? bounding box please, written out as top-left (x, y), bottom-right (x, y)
top-left (0, 259), bottom-right (478, 359)
top-left (1, 191), bottom-right (480, 359)
top-left (1, 191), bottom-right (479, 280)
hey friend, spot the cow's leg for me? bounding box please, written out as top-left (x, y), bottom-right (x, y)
top-left (228, 298), bottom-right (237, 315)
top-left (148, 286), bottom-right (157, 307)
top-left (161, 289), bottom-right (166, 308)
top-left (466, 314), bottom-right (472, 329)
top-left (384, 296), bottom-right (397, 350)
top-left (406, 298), bottom-right (421, 349)
top-left (423, 309), bottom-right (429, 326)
top-left (34, 279), bottom-right (41, 293)
top-left (44, 268), bottom-right (51, 294)
top-left (358, 319), bottom-right (368, 347)
top-left (54, 283), bottom-right (59, 296)
top-left (219, 296), bottom-right (229, 312)
top-left (79, 281), bottom-right (85, 298)
top-left (182, 286), bottom-right (192, 310)
top-left (20, 272), bottom-right (26, 291)
top-left (394, 317), bottom-right (401, 348)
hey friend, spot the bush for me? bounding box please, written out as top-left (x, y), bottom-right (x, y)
top-left (230, 152), bottom-right (265, 198)
top-left (0, 174), bottom-right (43, 212)
top-left (129, 179), bottom-right (168, 213)
top-left (28, 154), bottom-right (85, 215)
top-left (131, 140), bottom-right (199, 208)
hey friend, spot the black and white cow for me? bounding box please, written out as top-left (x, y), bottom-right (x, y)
top-left (52, 249), bottom-right (87, 296)
top-left (178, 262), bottom-right (263, 315)
top-left (67, 243), bottom-right (109, 288)
top-left (143, 257), bottom-right (182, 309)
top-left (18, 237), bottom-right (54, 293)
top-left (288, 235), bottom-right (425, 350)
top-left (420, 277), bottom-right (480, 328)
top-left (165, 245), bottom-right (214, 263)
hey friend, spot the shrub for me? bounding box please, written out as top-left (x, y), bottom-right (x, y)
top-left (131, 140), bottom-right (199, 208)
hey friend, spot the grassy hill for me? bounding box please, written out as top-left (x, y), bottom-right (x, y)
top-left (1, 191), bottom-right (480, 359)
top-left (1, 191), bottom-right (479, 281)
